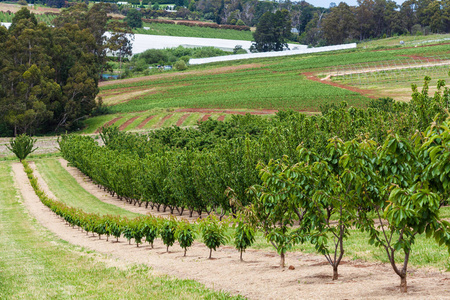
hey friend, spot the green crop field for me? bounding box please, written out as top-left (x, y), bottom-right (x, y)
top-left (99, 43), bottom-right (449, 112)
top-left (106, 69), bottom-right (369, 113)
top-left (136, 22), bottom-right (253, 40)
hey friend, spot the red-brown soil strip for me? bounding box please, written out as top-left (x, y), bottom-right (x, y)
top-left (136, 115), bottom-right (156, 129)
top-left (199, 114), bottom-right (212, 122)
top-left (95, 117), bottom-right (123, 133)
top-left (177, 108), bottom-right (278, 115)
top-left (118, 116), bottom-right (140, 131)
top-left (156, 114), bottom-right (174, 127)
top-left (302, 72), bottom-right (377, 99)
top-left (400, 55), bottom-right (447, 62)
top-left (217, 115), bottom-right (225, 121)
top-left (176, 114), bottom-right (191, 127)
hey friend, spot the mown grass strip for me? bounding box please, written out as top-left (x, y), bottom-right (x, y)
top-left (0, 161), bottom-right (245, 299)
top-left (34, 158), bottom-right (140, 218)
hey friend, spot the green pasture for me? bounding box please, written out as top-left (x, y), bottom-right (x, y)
top-left (105, 69), bottom-right (369, 114)
top-left (0, 161), bottom-right (243, 299)
top-left (136, 22), bottom-right (253, 40)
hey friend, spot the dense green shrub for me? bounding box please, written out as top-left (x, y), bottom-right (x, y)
top-left (7, 134), bottom-right (37, 161)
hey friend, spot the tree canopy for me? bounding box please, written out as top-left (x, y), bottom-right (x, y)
top-left (0, 5), bottom-right (133, 136)
top-left (252, 10), bottom-right (291, 52)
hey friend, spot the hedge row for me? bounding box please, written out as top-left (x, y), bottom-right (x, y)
top-left (22, 160), bottom-right (253, 258)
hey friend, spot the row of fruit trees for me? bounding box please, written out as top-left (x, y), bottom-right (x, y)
top-left (33, 76), bottom-right (450, 292)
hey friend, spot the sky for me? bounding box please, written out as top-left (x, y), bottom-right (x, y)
top-left (307, 0), bottom-right (406, 8)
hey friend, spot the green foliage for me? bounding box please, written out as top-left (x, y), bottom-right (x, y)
top-left (252, 10), bottom-right (291, 52)
top-left (174, 60), bottom-right (188, 71)
top-left (132, 46), bottom-right (229, 67)
top-left (160, 217), bottom-right (178, 252)
top-left (0, 5), bottom-right (136, 136)
top-left (175, 220), bottom-right (196, 256)
top-left (142, 216), bottom-right (160, 248)
top-left (7, 134), bottom-right (37, 161)
top-left (233, 216), bottom-right (255, 261)
top-left (198, 215), bottom-right (228, 259)
top-left (125, 8), bottom-right (143, 28)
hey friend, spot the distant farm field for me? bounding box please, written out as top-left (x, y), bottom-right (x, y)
top-left (137, 22), bottom-right (253, 40)
top-left (83, 42), bottom-right (450, 133)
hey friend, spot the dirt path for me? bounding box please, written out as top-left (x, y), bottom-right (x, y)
top-left (303, 72), bottom-right (378, 99)
top-left (11, 161), bottom-right (450, 299)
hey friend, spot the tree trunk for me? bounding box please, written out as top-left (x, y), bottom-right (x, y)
top-left (400, 276), bottom-right (407, 293)
top-left (184, 248), bottom-right (187, 257)
top-left (166, 245), bottom-right (169, 252)
top-left (280, 251), bottom-right (285, 268)
top-left (332, 265), bottom-right (338, 280)
top-left (178, 207), bottom-right (184, 216)
top-left (240, 250), bottom-right (243, 262)
top-left (209, 248), bottom-right (212, 259)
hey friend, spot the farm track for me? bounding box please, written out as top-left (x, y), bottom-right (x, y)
top-left (11, 160), bottom-right (450, 299)
top-left (303, 72), bottom-right (378, 99)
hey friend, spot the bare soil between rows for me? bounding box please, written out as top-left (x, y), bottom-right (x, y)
top-left (10, 160), bottom-right (450, 299)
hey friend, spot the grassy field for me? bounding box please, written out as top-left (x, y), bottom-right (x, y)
top-left (34, 158), bottom-right (140, 218)
top-left (106, 69), bottom-right (369, 113)
top-left (0, 161), bottom-right (243, 299)
top-left (137, 22), bottom-right (253, 40)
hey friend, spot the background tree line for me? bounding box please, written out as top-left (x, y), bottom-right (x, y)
top-left (0, 4), bottom-right (133, 136)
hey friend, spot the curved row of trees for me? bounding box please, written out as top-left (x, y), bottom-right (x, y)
top-left (24, 160), bottom-right (254, 259)
top-left (58, 77), bottom-right (450, 292)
